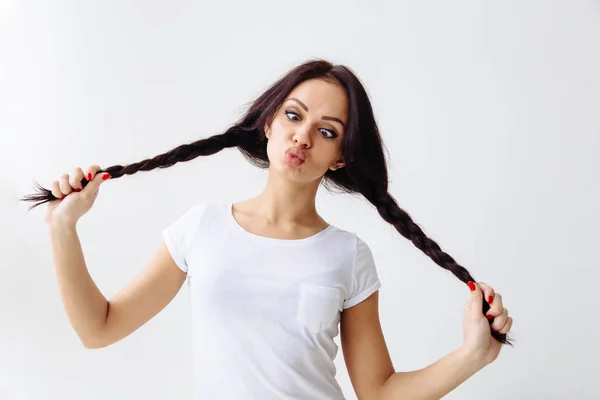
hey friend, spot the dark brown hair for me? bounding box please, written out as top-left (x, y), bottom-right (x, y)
top-left (21, 59), bottom-right (512, 346)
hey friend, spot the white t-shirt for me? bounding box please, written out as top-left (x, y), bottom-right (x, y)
top-left (162, 202), bottom-right (382, 400)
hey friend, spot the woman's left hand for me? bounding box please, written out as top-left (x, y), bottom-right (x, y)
top-left (461, 281), bottom-right (513, 367)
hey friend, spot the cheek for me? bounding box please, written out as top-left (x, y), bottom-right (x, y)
top-left (270, 118), bottom-right (289, 136)
top-left (267, 120), bottom-right (294, 147)
top-left (265, 135), bottom-right (284, 163)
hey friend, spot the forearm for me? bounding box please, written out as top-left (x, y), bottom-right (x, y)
top-left (378, 347), bottom-right (485, 400)
top-left (48, 221), bottom-right (108, 347)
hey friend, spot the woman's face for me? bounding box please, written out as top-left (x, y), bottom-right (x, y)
top-left (265, 78), bottom-right (349, 182)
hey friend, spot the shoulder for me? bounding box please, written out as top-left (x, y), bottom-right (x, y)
top-left (353, 235), bottom-right (375, 261)
top-left (175, 201), bottom-right (223, 219)
top-left (164, 201), bottom-right (221, 234)
top-left (326, 227), bottom-right (373, 258)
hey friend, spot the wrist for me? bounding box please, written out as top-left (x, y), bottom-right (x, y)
top-left (48, 217), bottom-right (78, 231)
top-left (456, 346), bottom-right (488, 372)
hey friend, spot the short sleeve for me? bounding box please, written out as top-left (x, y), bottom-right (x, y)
top-left (161, 203), bottom-right (207, 273)
top-left (343, 236), bottom-right (382, 309)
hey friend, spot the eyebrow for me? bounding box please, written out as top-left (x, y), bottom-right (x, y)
top-left (286, 97), bottom-right (346, 129)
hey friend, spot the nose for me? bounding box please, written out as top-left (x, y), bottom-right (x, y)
top-left (292, 126), bottom-right (312, 149)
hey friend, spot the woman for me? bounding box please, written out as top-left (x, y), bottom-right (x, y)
top-left (22, 59), bottom-right (513, 399)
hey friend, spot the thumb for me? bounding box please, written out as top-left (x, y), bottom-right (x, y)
top-left (466, 281), bottom-right (484, 318)
top-left (85, 172), bottom-right (111, 193)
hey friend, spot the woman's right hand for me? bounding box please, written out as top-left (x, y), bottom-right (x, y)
top-left (45, 165), bottom-right (111, 226)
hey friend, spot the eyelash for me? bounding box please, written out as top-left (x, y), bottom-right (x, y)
top-left (284, 110), bottom-right (338, 139)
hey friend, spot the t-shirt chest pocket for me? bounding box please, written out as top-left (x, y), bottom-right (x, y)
top-left (296, 283), bottom-right (343, 333)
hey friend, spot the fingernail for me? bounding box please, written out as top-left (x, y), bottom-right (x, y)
top-left (488, 296), bottom-right (493, 304)
top-left (486, 314), bottom-right (494, 320)
top-left (102, 173), bottom-right (112, 181)
top-left (75, 188), bottom-right (81, 192)
top-left (87, 173), bottom-right (92, 181)
top-left (468, 281), bottom-right (476, 291)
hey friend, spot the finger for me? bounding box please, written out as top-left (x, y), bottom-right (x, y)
top-left (497, 316), bottom-right (513, 334)
top-left (466, 281), bottom-right (484, 319)
top-left (69, 167), bottom-right (85, 191)
top-left (477, 282), bottom-right (496, 305)
top-left (491, 307), bottom-right (509, 331)
top-left (87, 171), bottom-right (111, 192)
top-left (50, 180), bottom-right (64, 199)
top-left (468, 281), bottom-right (483, 298)
top-left (488, 293), bottom-right (503, 317)
top-left (85, 165), bottom-right (104, 181)
top-left (59, 174), bottom-right (73, 196)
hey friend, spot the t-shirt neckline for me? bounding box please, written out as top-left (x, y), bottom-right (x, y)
top-left (225, 203), bottom-right (335, 245)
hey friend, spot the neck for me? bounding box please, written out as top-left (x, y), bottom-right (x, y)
top-left (251, 168), bottom-right (322, 225)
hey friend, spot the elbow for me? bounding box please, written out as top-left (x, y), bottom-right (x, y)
top-left (82, 339), bottom-right (106, 350)
top-left (79, 330), bottom-right (109, 350)
top-left (81, 337), bottom-right (104, 349)
top-left (81, 314), bottom-right (110, 349)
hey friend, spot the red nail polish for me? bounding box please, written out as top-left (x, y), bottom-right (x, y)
top-left (87, 173), bottom-right (92, 181)
top-left (468, 281), bottom-right (476, 291)
top-left (102, 173), bottom-right (111, 181)
top-left (488, 296), bottom-right (493, 304)
top-left (486, 314), bottom-right (494, 320)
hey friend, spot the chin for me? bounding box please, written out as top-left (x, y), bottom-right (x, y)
top-left (273, 159), bottom-right (320, 182)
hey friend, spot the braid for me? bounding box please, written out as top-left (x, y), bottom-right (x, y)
top-left (21, 58), bottom-right (514, 349)
top-left (20, 125), bottom-right (265, 211)
top-left (366, 187), bottom-right (513, 346)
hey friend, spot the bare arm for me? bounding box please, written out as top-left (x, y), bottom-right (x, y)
top-left (96, 240), bottom-right (187, 348)
top-left (48, 221), bottom-right (109, 347)
top-left (377, 348), bottom-right (485, 400)
top-left (48, 220), bottom-right (186, 349)
top-left (341, 291), bottom-right (486, 400)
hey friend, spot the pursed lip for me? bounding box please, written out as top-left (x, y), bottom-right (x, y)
top-left (285, 146), bottom-right (306, 161)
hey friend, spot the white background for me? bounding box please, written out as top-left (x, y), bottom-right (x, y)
top-left (1, 1), bottom-right (598, 399)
